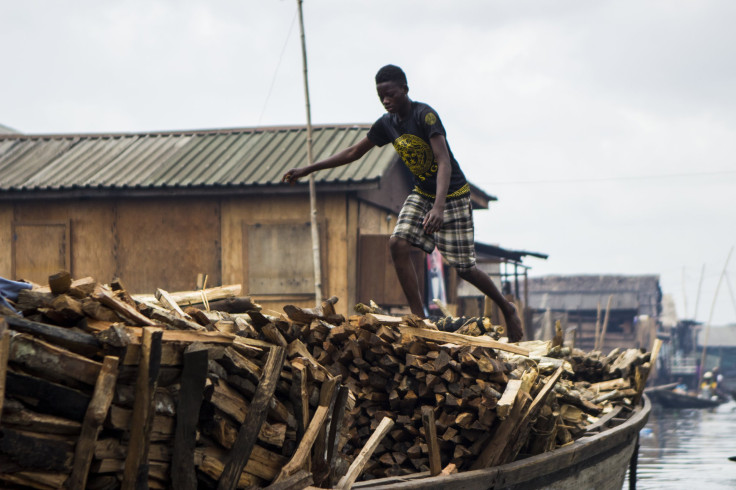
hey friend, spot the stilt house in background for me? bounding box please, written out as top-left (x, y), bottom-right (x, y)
top-left (0, 125), bottom-right (540, 317)
top-left (527, 275), bottom-right (662, 351)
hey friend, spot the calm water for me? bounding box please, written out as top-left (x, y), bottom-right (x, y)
top-left (625, 399), bottom-right (736, 489)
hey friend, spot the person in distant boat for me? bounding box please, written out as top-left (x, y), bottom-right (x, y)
top-left (282, 64), bottom-right (523, 342)
top-left (700, 371), bottom-right (717, 399)
top-left (674, 377), bottom-right (688, 394)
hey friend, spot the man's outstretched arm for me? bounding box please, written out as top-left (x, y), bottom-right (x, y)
top-left (283, 137), bottom-right (375, 183)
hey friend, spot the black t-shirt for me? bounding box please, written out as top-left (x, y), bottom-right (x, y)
top-left (367, 101), bottom-right (469, 199)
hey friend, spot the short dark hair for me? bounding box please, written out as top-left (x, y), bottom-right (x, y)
top-left (375, 64), bottom-right (407, 86)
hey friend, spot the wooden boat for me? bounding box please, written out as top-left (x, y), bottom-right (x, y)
top-left (352, 395), bottom-right (651, 490)
top-left (646, 387), bottom-right (725, 409)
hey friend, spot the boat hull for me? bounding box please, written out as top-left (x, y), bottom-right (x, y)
top-left (353, 395), bottom-right (651, 490)
top-left (646, 389), bottom-right (724, 409)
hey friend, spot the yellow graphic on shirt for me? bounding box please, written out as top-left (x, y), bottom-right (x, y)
top-left (392, 134), bottom-right (437, 181)
top-left (424, 112), bottom-right (437, 125)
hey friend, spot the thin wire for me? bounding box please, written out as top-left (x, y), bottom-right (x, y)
top-left (256, 7), bottom-right (299, 126)
top-left (486, 169), bottom-right (736, 186)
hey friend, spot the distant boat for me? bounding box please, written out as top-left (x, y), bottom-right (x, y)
top-left (645, 386), bottom-right (726, 409)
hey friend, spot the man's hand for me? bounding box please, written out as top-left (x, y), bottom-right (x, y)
top-left (423, 205), bottom-right (444, 234)
top-left (503, 302), bottom-right (524, 343)
top-left (282, 168), bottom-right (307, 184)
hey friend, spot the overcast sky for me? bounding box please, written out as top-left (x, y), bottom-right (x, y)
top-left (2, 1), bottom-right (735, 326)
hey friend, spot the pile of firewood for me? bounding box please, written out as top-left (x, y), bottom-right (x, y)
top-left (0, 273), bottom-right (653, 489)
top-left (276, 310), bottom-right (652, 480)
top-left (0, 274), bottom-right (345, 489)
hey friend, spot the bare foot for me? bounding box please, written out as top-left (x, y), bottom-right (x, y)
top-left (503, 303), bottom-right (523, 342)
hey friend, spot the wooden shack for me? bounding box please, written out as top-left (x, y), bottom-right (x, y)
top-left (0, 125), bottom-right (510, 317)
top-left (527, 275), bottom-right (661, 351)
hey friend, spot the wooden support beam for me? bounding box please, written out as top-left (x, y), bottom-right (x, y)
top-left (335, 416), bottom-right (395, 490)
top-left (122, 327), bottom-right (163, 490)
top-left (421, 406), bottom-right (441, 476)
top-left (218, 345), bottom-right (286, 490)
top-left (68, 356), bottom-right (120, 490)
top-left (172, 347), bottom-right (208, 490)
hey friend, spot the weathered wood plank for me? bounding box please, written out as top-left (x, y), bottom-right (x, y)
top-left (122, 327), bottom-right (163, 490)
top-left (0, 319), bottom-right (9, 424)
top-left (133, 284), bottom-right (243, 307)
top-left (68, 356), bottom-right (119, 490)
top-left (172, 347), bottom-right (208, 490)
top-left (5, 371), bottom-right (90, 421)
top-left (471, 386), bottom-right (532, 470)
top-left (421, 406), bottom-right (441, 476)
top-left (93, 284), bottom-right (157, 326)
top-left (218, 345), bottom-right (286, 490)
top-left (0, 427), bottom-right (74, 472)
top-left (496, 379), bottom-right (522, 419)
top-left (1, 399), bottom-right (81, 435)
top-left (336, 416), bottom-right (395, 490)
top-left (155, 288), bottom-right (193, 319)
top-left (3, 315), bottom-right (100, 357)
top-left (312, 375), bottom-right (342, 485)
top-left (263, 469), bottom-right (314, 490)
top-left (274, 404), bottom-right (330, 483)
top-left (9, 333), bottom-right (102, 387)
top-left (195, 443), bottom-right (286, 483)
top-left (399, 327), bottom-right (530, 356)
top-left (325, 385), bottom-right (350, 487)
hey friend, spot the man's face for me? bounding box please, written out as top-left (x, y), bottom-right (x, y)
top-left (376, 81), bottom-right (408, 114)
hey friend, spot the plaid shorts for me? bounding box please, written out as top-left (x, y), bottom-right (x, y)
top-left (392, 192), bottom-right (476, 271)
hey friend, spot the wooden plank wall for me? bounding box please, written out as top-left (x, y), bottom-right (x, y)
top-left (1, 200), bottom-right (117, 284)
top-left (114, 198), bottom-right (221, 293)
top-left (0, 205), bottom-right (12, 277)
top-left (221, 193), bottom-right (353, 316)
top-left (0, 198), bottom-right (221, 294)
top-left (1, 193), bottom-right (402, 318)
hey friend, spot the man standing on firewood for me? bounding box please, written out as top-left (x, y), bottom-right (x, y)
top-left (282, 64), bottom-right (523, 342)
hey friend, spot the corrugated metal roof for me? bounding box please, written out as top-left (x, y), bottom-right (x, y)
top-left (527, 275), bottom-right (662, 316)
top-left (697, 325), bottom-right (736, 347)
top-left (0, 125), bottom-right (398, 195)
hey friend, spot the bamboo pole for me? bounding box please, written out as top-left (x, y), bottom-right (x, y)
top-left (596, 295), bottom-right (613, 352)
top-left (693, 263), bottom-right (705, 320)
top-left (297, 0), bottom-right (322, 304)
top-left (699, 246), bottom-right (733, 385)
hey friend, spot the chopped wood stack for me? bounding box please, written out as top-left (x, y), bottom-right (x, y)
top-left (0, 272), bottom-right (653, 489)
top-left (275, 308), bottom-right (652, 480)
top-left (0, 274), bottom-right (347, 489)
